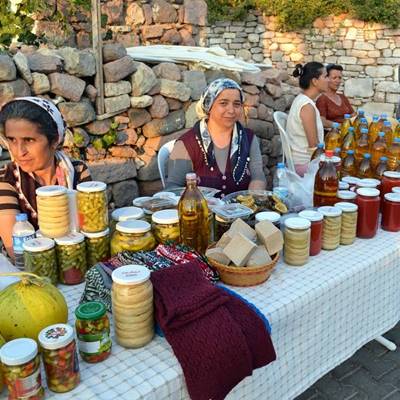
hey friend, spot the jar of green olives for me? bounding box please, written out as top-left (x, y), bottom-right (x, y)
top-left (55, 232), bottom-right (87, 285)
top-left (23, 237), bottom-right (58, 285)
top-left (77, 181), bottom-right (108, 233)
top-left (152, 209), bottom-right (180, 244)
top-left (111, 220), bottom-right (156, 256)
top-left (82, 228), bottom-right (110, 267)
top-left (38, 324), bottom-right (80, 393)
top-left (0, 338), bottom-right (44, 399)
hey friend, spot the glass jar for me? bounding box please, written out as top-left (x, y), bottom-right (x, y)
top-left (75, 302), bottom-right (112, 363)
top-left (214, 215), bottom-right (233, 241)
top-left (0, 338), bottom-right (44, 399)
top-left (341, 176), bottom-right (360, 192)
top-left (77, 181), bottom-right (108, 233)
top-left (111, 220), bottom-right (156, 256)
top-left (255, 211), bottom-right (281, 228)
top-left (82, 228), bottom-right (110, 267)
top-left (55, 233), bottom-right (87, 285)
top-left (298, 210), bottom-right (323, 256)
top-left (111, 207), bottom-right (144, 233)
top-left (132, 196), bottom-right (152, 208)
top-left (392, 187), bottom-right (400, 193)
top-left (36, 185), bottom-right (70, 238)
top-left (23, 237), bottom-right (58, 285)
top-left (339, 181), bottom-right (350, 190)
top-left (356, 188), bottom-right (380, 238)
top-left (38, 324), bottom-right (80, 393)
top-left (356, 178), bottom-right (380, 189)
top-left (283, 217), bottom-right (311, 266)
top-left (111, 265), bottom-right (154, 348)
top-left (335, 202), bottom-right (358, 245)
top-left (151, 209), bottom-right (180, 244)
top-left (318, 206), bottom-right (343, 250)
top-left (382, 193), bottom-right (400, 232)
top-left (337, 190), bottom-right (357, 203)
top-left (381, 172), bottom-right (400, 199)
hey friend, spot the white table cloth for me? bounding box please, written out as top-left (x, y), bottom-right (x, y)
top-left (32, 228), bottom-right (400, 400)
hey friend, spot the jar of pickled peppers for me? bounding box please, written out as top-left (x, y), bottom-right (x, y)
top-left (151, 209), bottom-right (180, 244)
top-left (0, 338), bottom-right (44, 399)
top-left (38, 324), bottom-right (80, 393)
top-left (82, 228), bottom-right (110, 267)
top-left (75, 301), bottom-right (112, 363)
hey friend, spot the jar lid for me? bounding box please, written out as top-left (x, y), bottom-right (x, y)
top-left (152, 209), bottom-right (179, 224)
top-left (298, 210), bottom-right (324, 222)
top-left (317, 206), bottom-right (343, 217)
top-left (255, 211), bottom-right (281, 223)
top-left (23, 237), bottom-right (55, 252)
top-left (284, 217), bottom-right (311, 230)
top-left (82, 228), bottom-right (110, 239)
top-left (116, 220), bottom-right (151, 234)
top-left (153, 192), bottom-right (178, 200)
top-left (38, 324), bottom-right (74, 350)
top-left (392, 187), bottom-right (400, 193)
top-left (132, 196), bottom-right (152, 207)
top-left (384, 193), bottom-right (400, 203)
top-left (0, 338), bottom-right (38, 366)
top-left (112, 206), bottom-right (144, 222)
top-left (54, 232), bottom-right (85, 246)
top-left (339, 182), bottom-right (350, 190)
top-left (36, 185), bottom-right (67, 197)
top-left (342, 176), bottom-right (360, 185)
top-left (111, 264), bottom-right (150, 285)
top-left (357, 178), bottom-right (380, 188)
top-left (75, 301), bottom-right (106, 320)
top-left (334, 201), bottom-right (358, 212)
top-left (337, 190), bottom-right (357, 200)
top-left (206, 197), bottom-right (224, 210)
top-left (356, 187), bottom-right (380, 197)
top-left (77, 181), bottom-right (107, 193)
top-left (383, 171), bottom-right (400, 179)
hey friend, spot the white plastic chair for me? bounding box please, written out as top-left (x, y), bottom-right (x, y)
top-left (157, 140), bottom-right (176, 188)
top-left (273, 111), bottom-right (296, 173)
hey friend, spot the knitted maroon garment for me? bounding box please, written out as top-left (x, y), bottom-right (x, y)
top-left (150, 261), bottom-right (276, 400)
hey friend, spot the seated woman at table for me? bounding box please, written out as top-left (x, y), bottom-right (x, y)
top-left (286, 62), bottom-right (328, 176)
top-left (166, 78), bottom-right (266, 197)
top-left (316, 64), bottom-right (355, 128)
top-left (0, 97), bottom-right (91, 258)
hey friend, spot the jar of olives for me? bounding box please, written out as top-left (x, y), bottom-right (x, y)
top-left (0, 338), bottom-right (44, 399)
top-left (38, 324), bottom-right (80, 393)
top-left (111, 207), bottom-right (144, 233)
top-left (55, 232), bottom-right (87, 285)
top-left (82, 228), bottom-right (110, 267)
top-left (23, 237), bottom-right (58, 285)
top-left (77, 181), bottom-right (108, 233)
top-left (152, 209), bottom-right (180, 244)
top-left (75, 301), bottom-right (112, 363)
top-left (111, 220), bottom-right (156, 256)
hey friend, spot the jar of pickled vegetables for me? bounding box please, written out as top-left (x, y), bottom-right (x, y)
top-left (283, 217), bottom-right (311, 266)
top-left (77, 181), bottom-right (108, 233)
top-left (23, 237), bottom-right (58, 285)
top-left (317, 206), bottom-right (342, 250)
top-left (82, 228), bottom-right (110, 267)
top-left (152, 209), bottom-right (180, 244)
top-left (75, 301), bottom-right (112, 363)
top-left (334, 202), bottom-right (358, 245)
top-left (111, 207), bottom-right (144, 233)
top-left (111, 220), bottom-right (156, 256)
top-left (0, 338), bottom-right (44, 399)
top-left (55, 232), bottom-right (87, 285)
top-left (38, 324), bottom-right (80, 393)
top-left (298, 210), bottom-right (323, 256)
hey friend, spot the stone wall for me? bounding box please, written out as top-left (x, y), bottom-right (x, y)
top-left (0, 44), bottom-right (289, 206)
top-left (206, 12), bottom-right (400, 116)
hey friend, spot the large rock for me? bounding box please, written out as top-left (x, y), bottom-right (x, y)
top-left (149, 95), bottom-right (169, 118)
top-left (0, 79), bottom-right (30, 103)
top-left (128, 108), bottom-right (151, 128)
top-left (142, 110), bottom-right (185, 138)
top-left (57, 48), bottom-right (96, 77)
top-left (241, 71), bottom-right (266, 87)
top-left (31, 72), bottom-right (50, 95)
top-left (246, 119), bottom-right (274, 140)
top-left (131, 62), bottom-right (157, 96)
top-left (344, 78), bottom-right (374, 98)
top-left (362, 102), bottom-right (395, 118)
top-left (88, 158), bottom-right (137, 184)
top-left (183, 0), bottom-right (207, 26)
top-left (161, 29), bottom-right (181, 45)
top-left (183, 71), bottom-right (207, 100)
top-left (143, 129), bottom-right (186, 152)
top-left (0, 54), bottom-right (17, 82)
top-left (130, 95), bottom-right (153, 108)
top-left (365, 66), bottom-right (393, 78)
top-left (103, 56), bottom-right (136, 83)
top-left (101, 0), bottom-right (123, 24)
top-left (28, 53), bottom-right (63, 74)
top-left (137, 156), bottom-right (160, 181)
top-left (263, 69), bottom-right (281, 85)
top-left (48, 73), bottom-right (86, 102)
top-left (166, 98), bottom-right (182, 110)
top-left (102, 43), bottom-right (127, 63)
top-left (116, 128), bottom-right (138, 145)
top-left (85, 119), bottom-right (112, 135)
top-left (137, 179), bottom-right (163, 196)
top-left (109, 146), bottom-right (137, 158)
top-left (104, 80), bottom-right (132, 97)
top-left (266, 83), bottom-right (283, 99)
top-left (185, 102), bottom-right (199, 128)
top-left (152, 0), bottom-right (177, 23)
top-left (112, 179), bottom-right (139, 207)
top-left (126, 3), bottom-right (145, 26)
top-left (13, 52), bottom-right (32, 84)
top-left (58, 101), bottom-right (96, 127)
top-left (159, 79), bottom-right (191, 101)
top-left (104, 94), bottom-right (130, 113)
top-left (152, 62), bottom-right (181, 81)
top-left (375, 81), bottom-right (400, 93)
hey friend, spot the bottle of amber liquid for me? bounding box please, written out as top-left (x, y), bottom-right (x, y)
top-left (375, 156), bottom-right (388, 180)
top-left (353, 109), bottom-right (365, 134)
top-left (340, 114), bottom-right (352, 141)
top-left (311, 143), bottom-right (324, 161)
top-left (341, 150), bottom-right (357, 178)
top-left (358, 153), bottom-right (374, 178)
top-left (314, 150), bottom-right (339, 207)
top-left (325, 122), bottom-right (341, 151)
top-left (369, 115), bottom-right (380, 146)
top-left (355, 117), bottom-right (369, 141)
top-left (178, 173), bottom-right (209, 253)
top-left (382, 120), bottom-right (393, 147)
top-left (341, 127), bottom-right (356, 159)
top-left (355, 128), bottom-right (370, 164)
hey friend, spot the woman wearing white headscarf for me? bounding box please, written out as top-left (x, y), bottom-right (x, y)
top-left (166, 78), bottom-right (266, 196)
top-left (0, 97), bottom-right (91, 258)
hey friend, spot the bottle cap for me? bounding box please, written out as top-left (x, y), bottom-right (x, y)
top-left (186, 173), bottom-right (197, 181)
top-left (81, 228), bottom-right (110, 239)
top-left (111, 264), bottom-right (150, 285)
top-left (116, 220), bottom-right (151, 234)
top-left (337, 190), bottom-right (357, 200)
top-left (334, 202), bottom-right (358, 212)
top-left (358, 109), bottom-right (364, 114)
top-left (15, 213), bottom-right (28, 222)
top-left (335, 147), bottom-right (341, 153)
top-left (384, 193), bottom-right (400, 203)
top-left (346, 149), bottom-right (354, 155)
top-left (360, 118), bottom-right (368, 123)
top-left (112, 206), bottom-right (144, 222)
top-left (363, 153), bottom-right (371, 159)
top-left (381, 113), bottom-right (387, 118)
top-left (344, 114), bottom-right (351, 118)
top-left (356, 187), bottom-right (380, 197)
top-left (373, 115), bottom-right (379, 121)
top-left (36, 185), bottom-right (67, 197)
top-left (77, 181), bottom-right (106, 193)
top-left (348, 127), bottom-right (354, 132)
top-left (378, 131), bottom-right (385, 137)
top-left (380, 156), bottom-right (388, 161)
top-left (298, 210), bottom-right (323, 222)
top-left (394, 138), bottom-right (400, 143)
top-left (317, 206), bottom-right (342, 217)
top-left (132, 196), bottom-right (152, 207)
top-left (0, 338), bottom-right (38, 366)
top-left (325, 150), bottom-right (334, 157)
top-left (75, 301), bottom-right (106, 320)
top-left (332, 122), bottom-right (339, 129)
top-left (152, 209), bottom-right (179, 224)
top-left (255, 211), bottom-right (281, 224)
top-left (277, 162), bottom-right (285, 168)
top-left (284, 217), bottom-right (311, 230)
top-left (361, 128), bottom-right (368, 134)
top-left (23, 237), bottom-right (55, 252)
top-left (384, 120), bottom-right (391, 126)
top-left (317, 143), bottom-right (324, 148)
top-left (54, 232), bottom-right (85, 246)
top-left (38, 324), bottom-right (74, 350)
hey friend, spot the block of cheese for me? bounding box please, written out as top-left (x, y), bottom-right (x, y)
top-left (255, 220), bottom-right (284, 256)
top-left (247, 245), bottom-right (272, 268)
top-left (228, 218), bottom-right (256, 241)
top-left (216, 231), bottom-right (233, 249)
top-left (206, 247), bottom-right (230, 265)
top-left (223, 233), bottom-right (257, 267)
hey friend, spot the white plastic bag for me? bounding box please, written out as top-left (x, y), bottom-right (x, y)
top-left (0, 254), bottom-right (20, 291)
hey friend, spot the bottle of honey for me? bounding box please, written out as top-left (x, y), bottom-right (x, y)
top-left (341, 126), bottom-right (356, 159)
top-left (370, 132), bottom-right (387, 169)
top-left (341, 150), bottom-right (357, 178)
top-left (355, 128), bottom-right (370, 164)
top-left (368, 115), bottom-right (380, 146)
top-left (358, 153), bottom-right (374, 178)
top-left (325, 122), bottom-right (341, 151)
top-left (355, 117), bottom-right (369, 141)
top-left (353, 109), bottom-right (365, 133)
top-left (340, 114), bottom-right (352, 141)
top-left (387, 138), bottom-right (400, 171)
top-left (382, 120), bottom-right (393, 146)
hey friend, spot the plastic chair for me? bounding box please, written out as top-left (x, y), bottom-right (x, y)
top-left (273, 111), bottom-right (296, 173)
top-left (157, 139), bottom-right (176, 188)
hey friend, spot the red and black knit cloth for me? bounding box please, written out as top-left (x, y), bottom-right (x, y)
top-left (151, 261), bottom-right (276, 400)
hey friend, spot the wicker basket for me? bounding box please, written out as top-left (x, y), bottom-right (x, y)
top-left (207, 246), bottom-right (279, 287)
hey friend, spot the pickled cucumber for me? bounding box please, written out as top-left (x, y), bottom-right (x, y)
top-left (56, 241), bottom-right (87, 285)
top-left (153, 223), bottom-right (180, 244)
top-left (24, 248), bottom-right (58, 285)
top-left (85, 234), bottom-right (110, 267)
top-left (77, 190), bottom-right (108, 233)
top-left (110, 231), bottom-right (156, 256)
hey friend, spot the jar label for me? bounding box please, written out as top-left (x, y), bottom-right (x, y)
top-left (13, 367), bottom-right (41, 398)
top-left (78, 333), bottom-right (111, 355)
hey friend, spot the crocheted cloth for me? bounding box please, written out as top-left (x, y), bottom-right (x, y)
top-left (151, 261), bottom-right (276, 400)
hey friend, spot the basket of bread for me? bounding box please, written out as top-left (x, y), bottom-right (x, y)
top-left (206, 218), bottom-right (283, 287)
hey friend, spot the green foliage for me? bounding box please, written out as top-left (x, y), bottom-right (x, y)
top-left (351, 0), bottom-right (400, 28)
top-left (207, 0), bottom-right (254, 24)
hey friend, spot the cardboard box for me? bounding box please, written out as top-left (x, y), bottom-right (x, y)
top-left (223, 233), bottom-right (257, 267)
top-left (255, 220), bottom-right (284, 256)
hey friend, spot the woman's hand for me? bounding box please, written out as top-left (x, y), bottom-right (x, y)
top-left (300, 104), bottom-right (319, 148)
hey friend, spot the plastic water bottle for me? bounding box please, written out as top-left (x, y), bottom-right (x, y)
top-left (273, 162), bottom-right (286, 188)
top-left (12, 213), bottom-right (35, 270)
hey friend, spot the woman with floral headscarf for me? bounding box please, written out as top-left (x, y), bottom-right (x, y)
top-left (0, 97), bottom-right (91, 258)
top-left (166, 78), bottom-right (266, 196)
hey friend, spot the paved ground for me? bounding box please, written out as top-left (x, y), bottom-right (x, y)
top-left (296, 323), bottom-right (400, 400)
